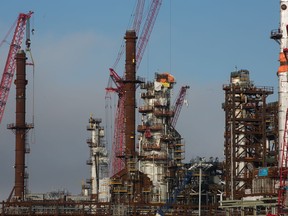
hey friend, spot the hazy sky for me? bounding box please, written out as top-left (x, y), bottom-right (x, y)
top-left (0, 1), bottom-right (280, 200)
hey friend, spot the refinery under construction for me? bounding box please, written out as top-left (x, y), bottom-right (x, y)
top-left (1, 1), bottom-right (288, 216)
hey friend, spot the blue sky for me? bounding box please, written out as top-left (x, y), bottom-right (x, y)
top-left (0, 1), bottom-right (280, 200)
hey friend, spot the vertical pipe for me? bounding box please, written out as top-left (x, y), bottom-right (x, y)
top-left (278, 0), bottom-right (288, 168)
top-left (124, 30), bottom-right (137, 157)
top-left (230, 121), bottom-right (234, 200)
top-left (14, 50), bottom-right (27, 199)
top-left (199, 163), bottom-right (202, 216)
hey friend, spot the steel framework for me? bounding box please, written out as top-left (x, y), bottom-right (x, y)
top-left (223, 72), bottom-right (274, 199)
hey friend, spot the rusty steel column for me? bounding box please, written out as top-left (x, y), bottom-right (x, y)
top-left (124, 30), bottom-right (137, 157)
top-left (13, 50), bottom-right (28, 199)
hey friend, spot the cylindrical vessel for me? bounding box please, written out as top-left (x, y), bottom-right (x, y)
top-left (278, 1), bottom-right (288, 168)
top-left (14, 50), bottom-right (27, 199)
top-left (124, 30), bottom-right (137, 157)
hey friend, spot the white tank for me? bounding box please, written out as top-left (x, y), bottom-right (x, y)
top-left (98, 178), bottom-right (110, 202)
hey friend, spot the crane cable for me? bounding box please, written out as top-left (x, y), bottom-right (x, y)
top-left (26, 14), bottom-right (35, 195)
top-left (26, 13), bottom-right (35, 144)
top-left (27, 49), bottom-right (35, 146)
top-left (29, 15), bottom-right (36, 146)
top-left (106, 1), bottom-right (146, 171)
top-left (0, 18), bottom-right (17, 49)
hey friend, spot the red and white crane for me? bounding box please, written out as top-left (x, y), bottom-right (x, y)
top-left (107, 0), bottom-right (162, 176)
top-left (136, 0), bottom-right (162, 71)
top-left (170, 85), bottom-right (190, 128)
top-left (106, 68), bottom-right (125, 176)
top-left (0, 11), bottom-right (33, 124)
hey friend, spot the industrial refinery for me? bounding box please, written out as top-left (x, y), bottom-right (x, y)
top-left (1, 1), bottom-right (288, 216)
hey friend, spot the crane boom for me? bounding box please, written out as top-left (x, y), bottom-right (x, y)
top-left (136, 0), bottom-right (162, 70)
top-left (170, 85), bottom-right (190, 128)
top-left (107, 0), bottom-right (162, 176)
top-left (112, 0), bottom-right (145, 70)
top-left (105, 68), bottom-right (124, 94)
top-left (132, 0), bottom-right (145, 36)
top-left (111, 96), bottom-right (125, 175)
top-left (0, 11), bottom-right (33, 124)
top-left (108, 0), bottom-right (162, 94)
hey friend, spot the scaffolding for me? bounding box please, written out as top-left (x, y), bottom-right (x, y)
top-left (137, 72), bottom-right (186, 203)
top-left (222, 70), bottom-right (276, 200)
top-left (85, 115), bottom-right (110, 202)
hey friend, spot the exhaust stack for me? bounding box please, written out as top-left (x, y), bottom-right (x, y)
top-left (124, 30), bottom-right (137, 158)
top-left (8, 50), bottom-right (33, 200)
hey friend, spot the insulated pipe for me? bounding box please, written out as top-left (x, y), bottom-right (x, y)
top-left (278, 0), bottom-right (288, 168)
top-left (124, 30), bottom-right (137, 157)
top-left (14, 50), bottom-right (27, 199)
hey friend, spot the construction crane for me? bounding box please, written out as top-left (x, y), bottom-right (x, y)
top-left (107, 0), bottom-right (146, 176)
top-left (170, 85), bottom-right (190, 128)
top-left (0, 11), bottom-right (33, 124)
top-left (107, 0), bottom-right (162, 176)
top-left (106, 68), bottom-right (125, 176)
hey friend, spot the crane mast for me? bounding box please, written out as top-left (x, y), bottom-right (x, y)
top-left (107, 0), bottom-right (162, 176)
top-left (112, 0), bottom-right (145, 70)
top-left (0, 11), bottom-right (33, 124)
top-left (106, 68), bottom-right (125, 176)
top-left (136, 0), bottom-right (162, 71)
top-left (132, 0), bottom-right (145, 38)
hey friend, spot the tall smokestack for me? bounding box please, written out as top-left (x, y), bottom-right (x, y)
top-left (14, 50), bottom-right (27, 199)
top-left (8, 50), bottom-right (33, 200)
top-left (124, 30), bottom-right (137, 158)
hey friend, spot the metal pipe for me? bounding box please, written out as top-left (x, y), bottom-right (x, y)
top-left (199, 164), bottom-right (202, 216)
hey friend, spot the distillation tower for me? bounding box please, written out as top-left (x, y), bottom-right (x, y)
top-left (137, 73), bottom-right (184, 202)
top-left (85, 115), bottom-right (110, 202)
top-left (222, 70), bottom-right (277, 200)
top-left (270, 0), bottom-right (288, 168)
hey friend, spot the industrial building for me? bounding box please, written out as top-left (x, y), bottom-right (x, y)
top-left (221, 70), bottom-right (278, 215)
top-left (2, 1), bottom-right (288, 216)
top-left (137, 72), bottom-right (182, 202)
top-left (84, 116), bottom-right (110, 202)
